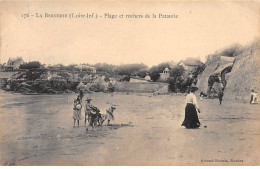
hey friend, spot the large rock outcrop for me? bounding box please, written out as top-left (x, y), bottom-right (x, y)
top-left (224, 42), bottom-right (260, 102)
top-left (197, 40), bottom-right (260, 101)
top-left (196, 56), bottom-right (234, 96)
top-left (2, 69), bottom-right (115, 94)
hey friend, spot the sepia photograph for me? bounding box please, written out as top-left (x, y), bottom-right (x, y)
top-left (0, 0), bottom-right (260, 166)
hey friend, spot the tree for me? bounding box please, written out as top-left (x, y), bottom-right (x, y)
top-left (120, 75), bottom-right (130, 82)
top-left (168, 76), bottom-right (184, 92)
top-left (167, 65), bottom-right (185, 92)
top-left (19, 61), bottom-right (41, 69)
top-left (94, 63), bottom-right (116, 74)
top-left (114, 63), bottom-right (148, 76)
top-left (136, 69), bottom-right (148, 78)
top-left (25, 69), bottom-right (45, 81)
top-left (169, 65), bottom-right (185, 78)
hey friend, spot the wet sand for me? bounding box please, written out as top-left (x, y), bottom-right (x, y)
top-left (0, 90), bottom-right (259, 165)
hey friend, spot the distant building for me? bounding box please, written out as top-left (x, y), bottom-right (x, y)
top-left (177, 59), bottom-right (203, 71)
top-left (109, 78), bottom-right (117, 85)
top-left (5, 57), bottom-right (25, 70)
top-left (145, 75), bottom-right (151, 81)
top-left (76, 64), bottom-right (97, 73)
top-left (159, 67), bottom-right (170, 81)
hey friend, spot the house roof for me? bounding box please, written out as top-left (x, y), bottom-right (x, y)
top-left (8, 57), bottom-right (24, 63)
top-left (164, 67), bottom-right (169, 71)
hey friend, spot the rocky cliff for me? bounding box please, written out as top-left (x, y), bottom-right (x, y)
top-left (224, 42), bottom-right (260, 102)
top-left (196, 56), bottom-right (234, 96)
top-left (197, 40), bottom-right (260, 101)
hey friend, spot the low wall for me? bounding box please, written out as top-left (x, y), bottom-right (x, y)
top-left (114, 82), bottom-right (169, 93)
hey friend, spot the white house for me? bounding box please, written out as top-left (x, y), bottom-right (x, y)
top-left (5, 57), bottom-right (25, 70)
top-left (177, 59), bottom-right (203, 71)
top-left (159, 67), bottom-right (170, 81)
top-left (77, 64), bottom-right (97, 73)
top-left (145, 75), bottom-right (151, 81)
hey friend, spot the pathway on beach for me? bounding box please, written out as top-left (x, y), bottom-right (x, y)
top-left (0, 91), bottom-right (259, 165)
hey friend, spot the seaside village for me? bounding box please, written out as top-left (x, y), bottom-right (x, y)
top-left (0, 40), bottom-right (259, 104)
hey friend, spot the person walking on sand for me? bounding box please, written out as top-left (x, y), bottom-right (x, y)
top-left (73, 99), bottom-right (82, 127)
top-left (218, 90), bottom-right (224, 105)
top-left (79, 89), bottom-right (84, 103)
top-left (199, 90), bottom-right (204, 101)
top-left (250, 89), bottom-right (258, 104)
top-left (104, 106), bottom-right (116, 125)
top-left (181, 87), bottom-right (201, 129)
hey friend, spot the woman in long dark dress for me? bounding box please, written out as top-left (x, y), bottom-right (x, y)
top-left (181, 87), bottom-right (201, 129)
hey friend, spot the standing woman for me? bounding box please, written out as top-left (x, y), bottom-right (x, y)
top-left (181, 87), bottom-right (201, 129)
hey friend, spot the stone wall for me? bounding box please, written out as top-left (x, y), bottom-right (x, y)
top-left (114, 82), bottom-right (169, 93)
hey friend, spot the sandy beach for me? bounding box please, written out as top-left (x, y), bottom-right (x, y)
top-left (0, 90), bottom-right (259, 165)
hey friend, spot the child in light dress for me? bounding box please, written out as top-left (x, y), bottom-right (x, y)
top-left (73, 99), bottom-right (82, 127)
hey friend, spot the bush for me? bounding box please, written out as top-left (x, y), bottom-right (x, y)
top-left (149, 70), bottom-right (160, 82)
top-left (104, 75), bottom-right (110, 82)
top-left (149, 62), bottom-right (170, 82)
top-left (136, 69), bottom-right (148, 78)
top-left (94, 63), bottom-right (116, 74)
top-left (19, 61), bottom-right (41, 69)
top-left (120, 75), bottom-right (130, 82)
top-left (169, 65), bottom-right (185, 78)
top-left (167, 66), bottom-right (185, 92)
top-left (25, 69), bottom-right (45, 81)
top-left (167, 64), bottom-right (205, 93)
top-left (168, 76), bottom-right (185, 93)
top-left (57, 72), bottom-right (70, 78)
top-left (191, 64), bottom-right (206, 79)
top-left (114, 63), bottom-right (148, 76)
top-left (61, 64), bottom-right (75, 71)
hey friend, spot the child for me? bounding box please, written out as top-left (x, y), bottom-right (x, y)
top-left (73, 99), bottom-right (82, 127)
top-left (102, 106), bottom-right (116, 125)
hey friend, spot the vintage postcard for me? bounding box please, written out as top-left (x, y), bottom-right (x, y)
top-left (0, 0), bottom-right (260, 166)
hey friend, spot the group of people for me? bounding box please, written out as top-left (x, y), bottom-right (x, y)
top-left (72, 90), bottom-right (116, 130)
top-left (74, 86), bottom-right (258, 130)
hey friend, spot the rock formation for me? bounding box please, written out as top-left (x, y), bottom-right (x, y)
top-left (197, 40), bottom-right (259, 101)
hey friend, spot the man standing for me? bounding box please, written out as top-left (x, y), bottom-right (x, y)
top-left (218, 90), bottom-right (224, 105)
top-left (250, 89), bottom-right (258, 104)
top-left (84, 97), bottom-right (92, 125)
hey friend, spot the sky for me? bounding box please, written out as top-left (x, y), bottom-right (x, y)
top-left (1, 1), bottom-right (259, 67)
